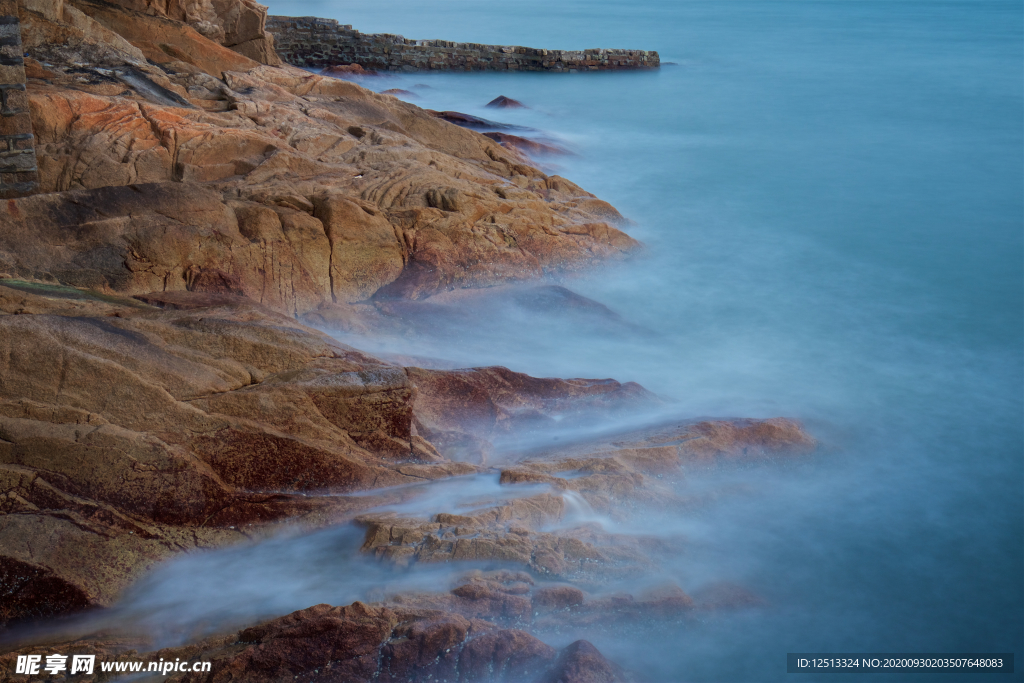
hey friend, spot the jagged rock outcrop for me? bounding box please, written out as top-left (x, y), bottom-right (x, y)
top-left (355, 416), bottom-right (815, 580)
top-left (4, 4), bottom-right (640, 312)
top-left (22, 0), bottom-right (280, 66)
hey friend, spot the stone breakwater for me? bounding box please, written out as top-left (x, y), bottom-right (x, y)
top-left (266, 16), bottom-right (659, 72)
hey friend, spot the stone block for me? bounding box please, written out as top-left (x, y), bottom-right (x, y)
top-left (0, 63), bottom-right (24, 82)
top-left (0, 112), bottom-right (32, 136)
top-left (0, 151), bottom-right (37, 172)
top-left (0, 85), bottom-right (26, 115)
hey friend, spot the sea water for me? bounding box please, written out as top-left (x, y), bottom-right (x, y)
top-left (116, 1), bottom-right (1024, 680)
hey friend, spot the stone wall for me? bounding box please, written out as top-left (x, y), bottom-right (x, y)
top-left (0, 0), bottom-right (37, 198)
top-left (266, 16), bottom-right (658, 72)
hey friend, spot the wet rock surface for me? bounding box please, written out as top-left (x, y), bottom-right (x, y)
top-left (0, 283), bottom-right (698, 626)
top-left (0, 601), bottom-right (620, 682)
top-left (0, 280), bottom-right (815, 677)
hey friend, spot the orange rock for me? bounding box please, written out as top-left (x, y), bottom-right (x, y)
top-left (678, 418), bottom-right (818, 461)
top-left (18, 69), bottom-right (640, 309)
top-left (70, 0), bottom-right (280, 65)
top-left (73, 0), bottom-right (262, 75)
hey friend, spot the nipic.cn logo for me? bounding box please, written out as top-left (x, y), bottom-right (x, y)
top-left (15, 654), bottom-right (95, 675)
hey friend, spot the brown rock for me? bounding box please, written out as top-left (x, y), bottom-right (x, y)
top-left (544, 639), bottom-right (628, 683)
top-left (312, 194), bottom-right (406, 302)
top-left (430, 109), bottom-right (519, 130)
top-left (408, 365), bottom-right (660, 460)
top-left (378, 616), bottom-right (472, 681)
top-left (69, 0), bottom-right (280, 65)
top-left (15, 63), bottom-right (640, 309)
top-left (200, 602), bottom-right (399, 682)
top-left (0, 600), bottom-right (613, 683)
top-left (72, 0), bottom-right (262, 75)
top-left (451, 583), bottom-right (533, 620)
top-left (322, 63), bottom-right (373, 78)
top-left (637, 584), bottom-right (695, 615)
top-left (484, 131), bottom-right (570, 157)
top-left (458, 629), bottom-right (557, 682)
top-left (0, 182), bottom-right (333, 317)
top-left (0, 288), bottom-right (437, 624)
top-left (677, 418), bottom-right (818, 461)
top-left (533, 586), bottom-right (585, 612)
top-left (486, 95), bottom-right (526, 109)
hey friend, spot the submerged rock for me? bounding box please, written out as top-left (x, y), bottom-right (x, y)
top-left (429, 109), bottom-right (527, 130)
top-left (544, 640), bottom-right (629, 683)
top-left (483, 131), bottom-right (570, 157)
top-left (486, 95), bottom-right (527, 109)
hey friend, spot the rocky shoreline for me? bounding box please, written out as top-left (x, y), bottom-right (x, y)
top-left (0, 0), bottom-right (815, 680)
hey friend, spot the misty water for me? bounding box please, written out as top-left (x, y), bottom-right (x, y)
top-left (99, 1), bottom-right (1024, 681)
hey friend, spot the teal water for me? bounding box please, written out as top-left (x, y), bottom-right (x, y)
top-left (217, 1), bottom-right (1024, 679)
